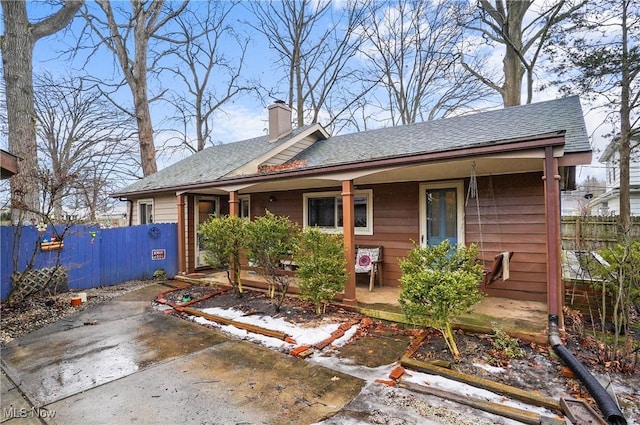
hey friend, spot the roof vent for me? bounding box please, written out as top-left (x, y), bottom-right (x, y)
top-left (268, 101), bottom-right (292, 142)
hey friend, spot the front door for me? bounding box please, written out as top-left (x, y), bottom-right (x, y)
top-left (196, 197), bottom-right (219, 268)
top-left (420, 182), bottom-right (464, 248)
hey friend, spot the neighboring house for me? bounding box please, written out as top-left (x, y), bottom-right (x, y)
top-left (587, 136), bottom-right (640, 216)
top-left (561, 179), bottom-right (606, 216)
top-left (1, 148), bottom-right (18, 179)
top-left (113, 96), bottom-right (591, 317)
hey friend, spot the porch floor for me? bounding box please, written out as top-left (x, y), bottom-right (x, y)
top-left (176, 269), bottom-right (549, 343)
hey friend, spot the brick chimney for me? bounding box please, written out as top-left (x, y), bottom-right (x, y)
top-left (268, 100), bottom-right (292, 142)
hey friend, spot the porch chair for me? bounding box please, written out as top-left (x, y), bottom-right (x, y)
top-left (355, 246), bottom-right (383, 291)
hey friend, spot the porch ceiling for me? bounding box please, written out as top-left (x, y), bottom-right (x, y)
top-left (235, 156), bottom-right (543, 194)
top-left (181, 154), bottom-right (544, 196)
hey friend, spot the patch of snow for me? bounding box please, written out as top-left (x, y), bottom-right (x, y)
top-left (403, 370), bottom-right (555, 417)
top-left (473, 362), bottom-right (507, 374)
top-left (190, 307), bottom-right (358, 352)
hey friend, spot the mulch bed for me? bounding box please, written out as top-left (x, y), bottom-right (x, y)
top-left (160, 285), bottom-right (363, 326)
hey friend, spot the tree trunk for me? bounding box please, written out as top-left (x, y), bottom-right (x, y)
top-left (2, 2), bottom-right (40, 222)
top-left (132, 7), bottom-right (157, 176)
top-left (618, 0), bottom-right (631, 236)
top-left (500, 1), bottom-right (528, 107)
top-left (133, 87), bottom-right (158, 176)
top-left (1, 0), bottom-right (82, 222)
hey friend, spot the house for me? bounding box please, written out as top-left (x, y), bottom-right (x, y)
top-left (587, 135), bottom-right (640, 216)
top-left (113, 96), bottom-right (591, 320)
top-left (560, 178), bottom-right (606, 216)
top-left (1, 148), bottom-right (18, 179)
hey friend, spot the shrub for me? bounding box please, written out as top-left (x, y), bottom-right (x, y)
top-left (398, 240), bottom-right (484, 358)
top-left (590, 239), bottom-right (640, 370)
top-left (198, 215), bottom-right (247, 296)
top-left (245, 211), bottom-right (300, 312)
top-left (295, 227), bottom-right (348, 315)
top-left (491, 328), bottom-right (525, 359)
top-left (153, 269), bottom-right (167, 280)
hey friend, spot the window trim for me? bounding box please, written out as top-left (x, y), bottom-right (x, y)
top-left (239, 195), bottom-right (250, 219)
top-left (303, 189), bottom-right (373, 235)
top-left (419, 181), bottom-right (465, 247)
top-left (138, 199), bottom-right (154, 224)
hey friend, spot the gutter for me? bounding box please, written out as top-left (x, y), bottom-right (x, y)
top-left (112, 133), bottom-right (568, 198)
top-left (548, 314), bottom-right (626, 425)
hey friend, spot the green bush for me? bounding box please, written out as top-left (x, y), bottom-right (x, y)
top-left (491, 328), bottom-right (525, 359)
top-left (198, 215), bottom-right (247, 296)
top-left (398, 240), bottom-right (484, 358)
top-left (245, 211), bottom-right (300, 312)
top-left (590, 240), bottom-right (640, 368)
top-left (295, 227), bottom-right (347, 315)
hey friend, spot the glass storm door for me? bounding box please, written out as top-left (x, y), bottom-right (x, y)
top-left (196, 198), bottom-right (218, 268)
top-left (426, 188), bottom-right (458, 247)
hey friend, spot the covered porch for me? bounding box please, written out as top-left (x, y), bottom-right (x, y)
top-left (174, 269), bottom-right (549, 344)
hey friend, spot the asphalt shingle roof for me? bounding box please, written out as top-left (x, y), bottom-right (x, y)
top-left (117, 126), bottom-right (313, 195)
top-left (295, 95), bottom-right (589, 168)
top-left (117, 96), bottom-right (589, 196)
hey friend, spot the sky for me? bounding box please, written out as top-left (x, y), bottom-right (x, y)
top-left (1, 0), bottom-right (618, 194)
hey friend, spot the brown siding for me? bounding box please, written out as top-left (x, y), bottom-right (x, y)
top-left (357, 182), bottom-right (419, 286)
top-left (465, 172), bottom-right (547, 302)
top-left (235, 172), bottom-right (548, 303)
top-left (250, 190), bottom-right (310, 224)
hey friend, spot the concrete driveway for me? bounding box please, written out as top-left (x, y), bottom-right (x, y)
top-left (1, 284), bottom-right (364, 425)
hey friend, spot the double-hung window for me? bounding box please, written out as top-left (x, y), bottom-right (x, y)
top-left (303, 190), bottom-right (373, 235)
top-left (239, 196), bottom-right (250, 219)
top-left (139, 199), bottom-right (153, 224)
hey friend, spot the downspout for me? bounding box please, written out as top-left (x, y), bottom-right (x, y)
top-left (120, 198), bottom-right (133, 227)
top-left (544, 148), bottom-right (626, 424)
top-left (549, 316), bottom-right (626, 424)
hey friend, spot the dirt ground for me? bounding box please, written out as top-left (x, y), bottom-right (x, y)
top-left (3, 280), bottom-right (639, 422)
top-left (162, 285), bottom-right (640, 421)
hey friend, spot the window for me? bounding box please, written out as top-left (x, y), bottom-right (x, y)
top-left (303, 190), bottom-right (373, 235)
top-left (139, 199), bottom-right (153, 224)
top-left (240, 196), bottom-right (250, 219)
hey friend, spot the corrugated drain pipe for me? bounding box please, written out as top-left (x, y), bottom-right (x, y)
top-left (548, 314), bottom-right (626, 424)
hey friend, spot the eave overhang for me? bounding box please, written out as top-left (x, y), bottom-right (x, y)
top-left (1, 149), bottom-right (19, 179)
top-left (113, 132), bottom-right (571, 198)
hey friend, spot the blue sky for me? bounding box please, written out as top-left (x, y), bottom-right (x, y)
top-left (3, 1), bottom-right (612, 186)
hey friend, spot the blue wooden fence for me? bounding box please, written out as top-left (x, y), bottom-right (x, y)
top-left (1, 224), bottom-right (178, 300)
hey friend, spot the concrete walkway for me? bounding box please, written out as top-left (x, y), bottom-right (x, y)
top-left (1, 284), bottom-right (364, 425)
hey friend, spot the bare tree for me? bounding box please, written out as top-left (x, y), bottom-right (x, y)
top-left (81, 0), bottom-right (188, 176)
top-left (0, 0), bottom-right (83, 221)
top-left (459, 0), bottom-right (586, 107)
top-left (160, 1), bottom-right (254, 153)
top-left (34, 73), bottom-right (137, 221)
top-left (547, 0), bottom-right (639, 235)
top-left (357, 0), bottom-right (491, 126)
top-left (248, 0), bottom-right (370, 128)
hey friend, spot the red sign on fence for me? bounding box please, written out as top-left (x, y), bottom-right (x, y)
top-left (152, 249), bottom-right (166, 260)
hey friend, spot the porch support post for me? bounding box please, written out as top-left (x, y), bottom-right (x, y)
top-left (228, 190), bottom-right (239, 287)
top-left (229, 190), bottom-right (240, 217)
top-left (543, 146), bottom-right (564, 330)
top-left (342, 180), bottom-right (356, 305)
top-left (186, 196), bottom-right (195, 273)
top-left (177, 194), bottom-right (186, 274)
